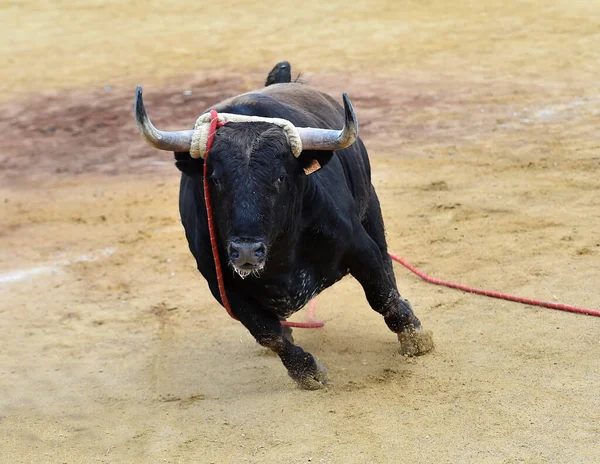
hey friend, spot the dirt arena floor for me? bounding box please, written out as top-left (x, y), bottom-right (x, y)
top-left (1, 1), bottom-right (599, 462)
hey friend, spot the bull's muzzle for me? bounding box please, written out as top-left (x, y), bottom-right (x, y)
top-left (228, 240), bottom-right (266, 276)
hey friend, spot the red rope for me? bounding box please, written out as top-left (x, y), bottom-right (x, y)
top-left (389, 253), bottom-right (600, 318)
top-left (282, 299), bottom-right (324, 328)
top-left (203, 111), bottom-right (238, 321)
top-left (203, 110), bottom-right (599, 328)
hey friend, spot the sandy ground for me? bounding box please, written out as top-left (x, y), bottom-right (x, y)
top-left (1, 1), bottom-right (599, 463)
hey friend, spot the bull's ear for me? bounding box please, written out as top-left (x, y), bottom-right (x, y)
top-left (296, 150), bottom-right (334, 176)
top-left (174, 152), bottom-right (204, 176)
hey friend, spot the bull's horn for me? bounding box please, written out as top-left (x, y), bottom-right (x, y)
top-left (134, 86), bottom-right (194, 152)
top-left (296, 93), bottom-right (358, 151)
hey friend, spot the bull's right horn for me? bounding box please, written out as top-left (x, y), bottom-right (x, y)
top-left (296, 93), bottom-right (358, 151)
top-left (134, 86), bottom-right (194, 152)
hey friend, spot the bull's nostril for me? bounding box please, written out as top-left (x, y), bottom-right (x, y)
top-left (254, 244), bottom-right (266, 259)
top-left (229, 244), bottom-right (240, 260)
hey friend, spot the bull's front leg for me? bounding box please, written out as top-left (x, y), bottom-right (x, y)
top-left (346, 227), bottom-right (434, 356)
top-left (228, 295), bottom-right (328, 390)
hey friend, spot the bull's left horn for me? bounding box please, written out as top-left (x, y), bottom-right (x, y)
top-left (296, 93), bottom-right (358, 151)
top-left (134, 86), bottom-right (194, 152)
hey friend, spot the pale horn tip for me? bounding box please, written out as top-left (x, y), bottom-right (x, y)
top-left (341, 92), bottom-right (358, 146)
top-left (134, 85), bottom-right (145, 132)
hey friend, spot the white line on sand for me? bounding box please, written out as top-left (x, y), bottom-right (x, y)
top-left (0, 247), bottom-right (116, 285)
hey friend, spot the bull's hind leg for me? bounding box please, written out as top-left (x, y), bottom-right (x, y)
top-left (347, 194), bottom-right (433, 356)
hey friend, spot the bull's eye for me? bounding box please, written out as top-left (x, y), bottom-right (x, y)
top-left (276, 175), bottom-right (286, 184)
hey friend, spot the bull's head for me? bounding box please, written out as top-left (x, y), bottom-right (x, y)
top-left (134, 87), bottom-right (358, 278)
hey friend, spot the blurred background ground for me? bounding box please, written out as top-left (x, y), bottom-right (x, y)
top-left (0, 1), bottom-right (599, 463)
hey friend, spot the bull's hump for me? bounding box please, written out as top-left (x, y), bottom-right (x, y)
top-left (210, 84), bottom-right (343, 129)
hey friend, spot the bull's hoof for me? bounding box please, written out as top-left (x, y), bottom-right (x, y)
top-left (289, 357), bottom-right (329, 390)
top-left (398, 327), bottom-right (434, 356)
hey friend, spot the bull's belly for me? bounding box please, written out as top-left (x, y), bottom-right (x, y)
top-left (257, 267), bottom-right (347, 319)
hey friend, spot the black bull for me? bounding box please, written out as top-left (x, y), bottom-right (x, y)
top-left (136, 68), bottom-right (433, 389)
